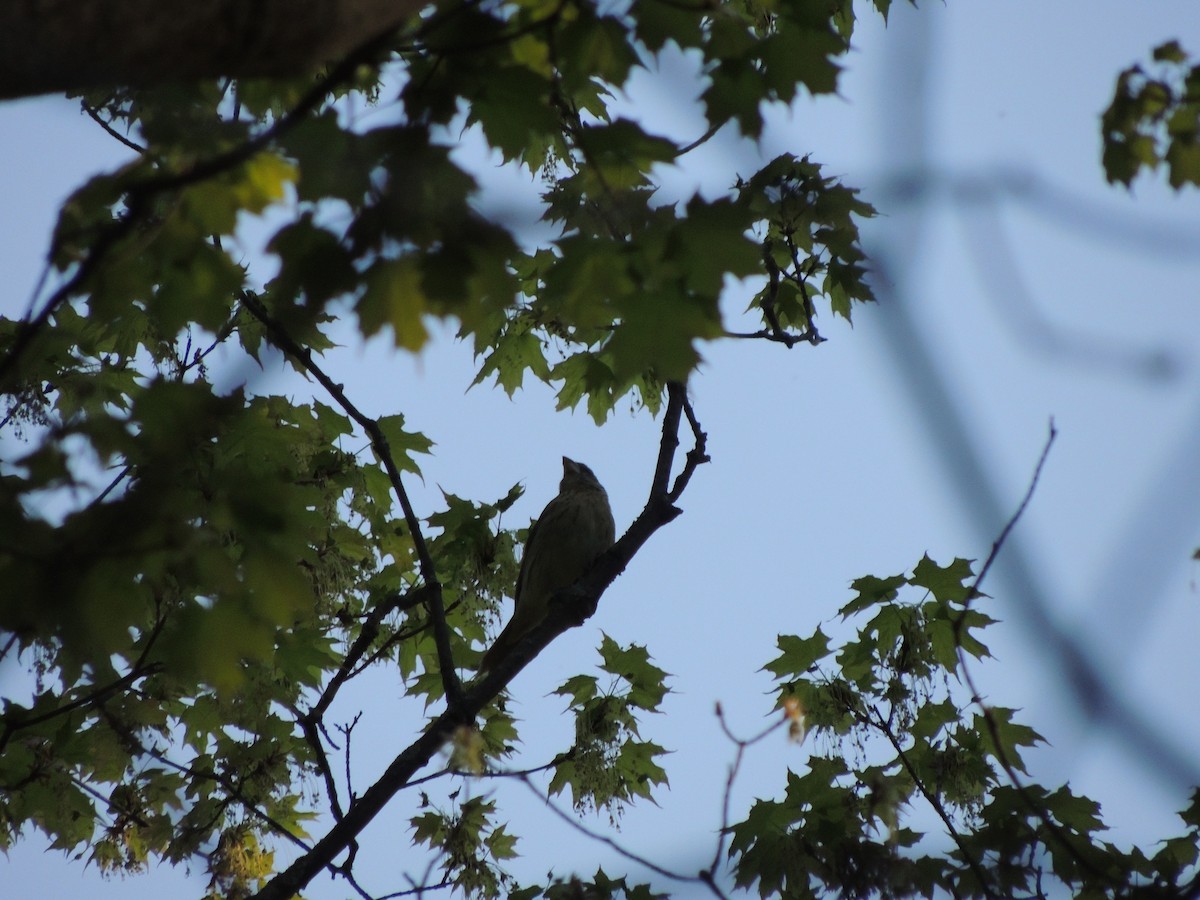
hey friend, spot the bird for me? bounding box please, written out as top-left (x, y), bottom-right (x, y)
top-left (479, 457), bottom-right (615, 673)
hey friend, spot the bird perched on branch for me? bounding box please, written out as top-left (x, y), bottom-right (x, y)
top-left (479, 457), bottom-right (615, 673)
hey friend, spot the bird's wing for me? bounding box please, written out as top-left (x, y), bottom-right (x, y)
top-left (511, 510), bottom-right (546, 609)
top-left (478, 507), bottom-right (550, 671)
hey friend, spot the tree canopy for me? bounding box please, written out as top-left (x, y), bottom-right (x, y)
top-left (1, 3), bottom-right (1198, 900)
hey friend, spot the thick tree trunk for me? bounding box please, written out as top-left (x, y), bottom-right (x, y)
top-left (0, 0), bottom-right (424, 101)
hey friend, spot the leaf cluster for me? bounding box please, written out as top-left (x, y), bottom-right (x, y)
top-left (519, 868), bottom-right (665, 900)
top-left (411, 795), bottom-right (520, 898)
top-left (548, 636), bottom-right (671, 822)
top-left (20, 1), bottom-right (1173, 898)
top-left (736, 555), bottom-right (1200, 899)
top-left (1102, 40), bottom-right (1200, 189)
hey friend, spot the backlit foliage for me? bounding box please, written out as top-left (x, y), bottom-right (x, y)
top-left (1, 1), bottom-right (1195, 898)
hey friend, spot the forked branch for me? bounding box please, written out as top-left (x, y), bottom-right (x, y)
top-left (247, 378), bottom-right (708, 900)
top-left (239, 292), bottom-right (462, 707)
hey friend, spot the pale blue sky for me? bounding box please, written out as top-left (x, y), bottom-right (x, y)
top-left (3, 3), bottom-right (1200, 897)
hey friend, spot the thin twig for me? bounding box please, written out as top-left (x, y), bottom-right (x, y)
top-left (100, 709), bottom-right (315, 856)
top-left (861, 705), bottom-right (997, 899)
top-left (722, 327), bottom-right (823, 347)
top-left (676, 121), bottom-right (723, 157)
top-left (332, 867), bottom-right (376, 900)
top-left (782, 237), bottom-right (819, 334)
top-left (246, 377), bottom-right (704, 900)
top-left (406, 754), bottom-right (567, 791)
top-left (517, 775), bottom-right (730, 899)
top-left (238, 293), bottom-right (462, 707)
top-left (81, 101), bottom-right (147, 154)
top-left (309, 585), bottom-right (431, 721)
top-left (954, 422), bottom-right (1116, 888)
top-left (0, 660), bottom-right (163, 754)
top-left (178, 305), bottom-right (243, 377)
top-left (298, 713), bottom-right (346, 823)
top-left (341, 713), bottom-right (363, 804)
top-left (651, 383), bottom-right (685, 498)
top-left (84, 463), bottom-right (133, 508)
top-left (66, 770), bottom-right (150, 828)
top-left (667, 388), bottom-right (709, 502)
top-left (730, 238), bottom-right (825, 348)
top-left (379, 874), bottom-right (452, 899)
top-left (709, 704), bottom-right (786, 878)
top-left (955, 419), bottom-right (1057, 635)
top-left (343, 596), bottom-right (465, 681)
top-left (0, 15), bottom-right (405, 392)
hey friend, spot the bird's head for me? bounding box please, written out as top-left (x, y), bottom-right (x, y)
top-left (561, 456), bottom-right (604, 492)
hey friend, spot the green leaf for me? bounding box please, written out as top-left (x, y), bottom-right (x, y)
top-left (840, 573), bottom-right (907, 616)
top-left (605, 288), bottom-right (717, 382)
top-left (674, 197), bottom-right (762, 296)
top-left (472, 323), bottom-right (553, 396)
top-left (1045, 786), bottom-right (1105, 835)
top-left (598, 636), bottom-right (670, 711)
top-left (1101, 43), bottom-right (1200, 191)
top-left (267, 217), bottom-right (357, 306)
top-left (411, 810), bottom-right (447, 847)
top-left (1180, 788), bottom-right (1200, 829)
top-left (554, 674), bottom-right (599, 706)
top-left (631, 0), bottom-right (704, 52)
top-left (180, 154), bottom-right (294, 235)
top-left (580, 119), bottom-right (678, 184)
top-left (358, 258), bottom-right (430, 350)
top-left (926, 618), bottom-right (960, 671)
top-left (910, 698), bottom-right (960, 741)
top-left (910, 555), bottom-right (976, 605)
top-left (761, 22), bottom-right (844, 100)
top-left (1167, 135), bottom-right (1200, 188)
top-left (282, 111), bottom-right (375, 202)
top-left (763, 629), bottom-right (832, 679)
top-left (955, 609), bottom-right (996, 661)
top-left (550, 352), bottom-right (622, 423)
top-left (466, 65), bottom-right (560, 166)
top-left (976, 707), bottom-right (1045, 774)
top-left (375, 413), bottom-right (434, 475)
top-left (1154, 40), bottom-right (1187, 64)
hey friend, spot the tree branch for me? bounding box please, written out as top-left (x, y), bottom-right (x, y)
top-left (675, 121), bottom-right (723, 157)
top-left (651, 382), bottom-right (686, 497)
top-left (81, 101), bottom-right (147, 154)
top-left (308, 586), bottom-right (432, 724)
top-left (517, 773), bottom-right (729, 900)
top-left (295, 711), bottom-right (347, 824)
top-left (239, 293), bottom-right (462, 707)
top-left (954, 419), bottom-right (1056, 639)
top-left (708, 704), bottom-right (786, 882)
top-left (99, 708), bottom-right (314, 856)
top-left (728, 238), bottom-right (827, 349)
top-left (0, 17), bottom-right (406, 394)
top-left (860, 704), bottom-right (997, 899)
top-left (247, 378), bottom-right (706, 900)
top-left (0, 654), bottom-right (163, 754)
top-left (0, 633), bottom-right (16, 666)
top-left (953, 422), bottom-right (1117, 888)
top-left (668, 387), bottom-right (709, 502)
top-left (0, 0), bottom-right (426, 100)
